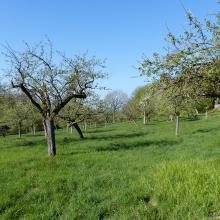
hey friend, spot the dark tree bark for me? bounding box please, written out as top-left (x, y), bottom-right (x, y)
top-left (45, 118), bottom-right (56, 156)
top-left (72, 123), bottom-right (84, 139)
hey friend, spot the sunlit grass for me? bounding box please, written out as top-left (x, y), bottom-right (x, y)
top-left (1, 112), bottom-right (220, 219)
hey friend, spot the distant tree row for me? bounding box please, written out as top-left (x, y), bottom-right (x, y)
top-left (0, 88), bottom-right (130, 138)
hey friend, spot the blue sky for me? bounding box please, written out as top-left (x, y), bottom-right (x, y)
top-left (0, 0), bottom-right (218, 97)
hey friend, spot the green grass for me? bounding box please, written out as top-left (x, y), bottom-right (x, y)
top-left (1, 113), bottom-right (220, 219)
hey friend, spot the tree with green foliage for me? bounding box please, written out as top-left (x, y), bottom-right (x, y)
top-left (139, 85), bottom-right (156, 124)
top-left (122, 98), bottom-right (139, 122)
top-left (127, 85), bottom-right (157, 125)
top-left (6, 96), bottom-right (29, 138)
top-left (139, 8), bottom-right (220, 135)
top-left (59, 99), bottom-right (89, 139)
top-left (26, 103), bottom-right (42, 135)
top-left (0, 85), bottom-right (11, 136)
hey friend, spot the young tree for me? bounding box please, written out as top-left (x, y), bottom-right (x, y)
top-left (26, 103), bottom-right (42, 135)
top-left (139, 85), bottom-right (156, 124)
top-left (159, 76), bottom-right (187, 136)
top-left (4, 41), bottom-right (106, 156)
top-left (6, 96), bottom-right (29, 138)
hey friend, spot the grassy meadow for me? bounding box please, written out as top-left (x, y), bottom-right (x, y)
top-left (1, 112), bottom-right (220, 219)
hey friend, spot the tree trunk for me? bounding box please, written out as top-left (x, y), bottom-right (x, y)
top-left (70, 126), bottom-right (73, 133)
top-left (170, 115), bottom-right (173, 121)
top-left (195, 108), bottom-right (199, 115)
top-left (33, 125), bottom-right (36, 135)
top-left (73, 123), bottom-right (84, 139)
top-left (143, 110), bottom-right (146, 124)
top-left (45, 118), bottom-right (56, 156)
top-left (84, 120), bottom-right (87, 131)
top-left (43, 120), bottom-right (47, 138)
top-left (18, 122), bottom-right (21, 138)
top-left (175, 114), bottom-right (179, 136)
top-left (113, 111), bottom-right (115, 123)
top-left (205, 111), bottom-right (208, 120)
top-left (32, 123), bottom-right (36, 135)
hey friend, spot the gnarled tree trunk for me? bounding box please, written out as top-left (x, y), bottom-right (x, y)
top-left (45, 118), bottom-right (56, 156)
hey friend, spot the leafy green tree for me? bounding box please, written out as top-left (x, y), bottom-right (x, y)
top-left (26, 103), bottom-right (42, 135)
top-left (122, 98), bottom-right (139, 122)
top-left (139, 85), bottom-right (156, 124)
top-left (5, 97), bottom-right (29, 138)
top-left (127, 85), bottom-right (157, 124)
top-left (59, 99), bottom-right (89, 138)
top-left (139, 7), bottom-right (220, 135)
top-left (0, 85), bottom-right (11, 136)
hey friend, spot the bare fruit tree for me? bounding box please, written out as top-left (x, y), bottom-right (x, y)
top-left (4, 40), bottom-right (106, 156)
top-left (104, 90), bottom-right (128, 123)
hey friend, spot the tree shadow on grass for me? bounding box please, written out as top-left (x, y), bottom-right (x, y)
top-left (25, 133), bottom-right (45, 137)
top-left (95, 139), bottom-right (180, 152)
top-left (59, 150), bottom-right (91, 156)
top-left (58, 137), bottom-right (81, 144)
top-left (1, 139), bottom-right (47, 149)
top-left (85, 128), bottom-right (114, 134)
top-left (194, 127), bottom-right (219, 133)
top-left (86, 131), bottom-right (147, 141)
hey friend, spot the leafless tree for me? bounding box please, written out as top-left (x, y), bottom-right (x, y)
top-left (3, 40), bottom-right (106, 156)
top-left (104, 90), bottom-right (128, 123)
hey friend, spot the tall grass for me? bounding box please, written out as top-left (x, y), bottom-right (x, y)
top-left (148, 160), bottom-right (220, 219)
